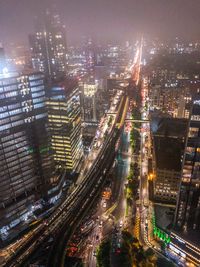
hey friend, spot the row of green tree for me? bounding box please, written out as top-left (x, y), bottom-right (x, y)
top-left (130, 106), bottom-right (141, 152)
top-left (126, 162), bottom-right (140, 205)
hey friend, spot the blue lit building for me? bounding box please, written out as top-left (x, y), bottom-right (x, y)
top-left (0, 70), bottom-right (54, 242)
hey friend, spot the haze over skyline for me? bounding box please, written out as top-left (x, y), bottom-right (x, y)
top-left (0, 0), bottom-right (200, 45)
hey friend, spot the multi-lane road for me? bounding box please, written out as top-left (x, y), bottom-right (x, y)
top-left (137, 77), bottom-right (152, 247)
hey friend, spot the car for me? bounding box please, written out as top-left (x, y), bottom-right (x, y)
top-left (119, 220), bottom-right (123, 227)
top-left (117, 242), bottom-right (121, 248)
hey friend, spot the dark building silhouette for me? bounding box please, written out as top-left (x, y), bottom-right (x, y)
top-left (175, 93), bottom-right (200, 241)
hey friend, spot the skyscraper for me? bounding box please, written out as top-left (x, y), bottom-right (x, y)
top-left (82, 36), bottom-right (96, 78)
top-left (175, 92), bottom-right (200, 239)
top-left (29, 9), bottom-right (67, 80)
top-left (47, 78), bottom-right (83, 173)
top-left (81, 81), bottom-right (98, 122)
top-left (0, 70), bottom-right (54, 241)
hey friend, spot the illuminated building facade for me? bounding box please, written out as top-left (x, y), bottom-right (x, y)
top-left (103, 44), bottom-right (130, 75)
top-left (80, 82), bottom-right (98, 122)
top-left (149, 82), bottom-right (191, 118)
top-left (0, 71), bottom-right (54, 240)
top-left (82, 37), bottom-right (96, 76)
top-left (175, 93), bottom-right (200, 236)
top-left (29, 9), bottom-right (67, 80)
top-left (47, 78), bottom-right (83, 172)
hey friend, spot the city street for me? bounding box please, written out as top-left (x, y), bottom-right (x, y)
top-left (77, 90), bottom-right (123, 186)
top-left (82, 124), bottom-right (132, 267)
top-left (136, 77), bottom-right (161, 250)
top-left (138, 77), bottom-right (151, 247)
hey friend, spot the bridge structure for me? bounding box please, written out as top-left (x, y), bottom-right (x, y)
top-left (125, 119), bottom-right (149, 123)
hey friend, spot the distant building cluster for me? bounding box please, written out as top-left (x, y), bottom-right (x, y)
top-left (146, 41), bottom-right (200, 249)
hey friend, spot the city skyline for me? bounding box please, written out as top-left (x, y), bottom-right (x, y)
top-left (0, 1), bottom-right (200, 267)
top-left (1, 0), bottom-right (200, 46)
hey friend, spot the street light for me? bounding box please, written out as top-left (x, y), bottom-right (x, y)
top-left (148, 173), bottom-right (155, 181)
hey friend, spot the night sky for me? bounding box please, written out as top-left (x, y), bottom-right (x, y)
top-left (0, 0), bottom-right (200, 45)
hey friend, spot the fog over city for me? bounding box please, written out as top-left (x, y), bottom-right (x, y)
top-left (0, 0), bottom-right (200, 44)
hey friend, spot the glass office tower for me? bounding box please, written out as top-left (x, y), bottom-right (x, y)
top-left (0, 71), bottom-right (54, 241)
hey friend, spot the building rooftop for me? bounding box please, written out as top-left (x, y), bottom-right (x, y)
top-left (49, 78), bottom-right (79, 99)
top-left (154, 136), bottom-right (182, 172)
top-left (151, 116), bottom-right (188, 139)
top-left (155, 205), bottom-right (174, 231)
top-left (0, 69), bottom-right (43, 80)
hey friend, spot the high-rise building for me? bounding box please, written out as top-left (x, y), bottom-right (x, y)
top-left (81, 82), bottom-right (98, 122)
top-left (94, 65), bottom-right (107, 90)
top-left (82, 37), bottom-right (96, 76)
top-left (103, 44), bottom-right (130, 76)
top-left (0, 70), bottom-right (54, 241)
top-left (47, 78), bottom-right (83, 172)
top-left (175, 92), bottom-right (200, 239)
top-left (29, 9), bottom-right (67, 80)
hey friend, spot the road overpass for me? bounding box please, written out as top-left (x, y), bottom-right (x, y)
top-left (125, 119), bottom-right (149, 123)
